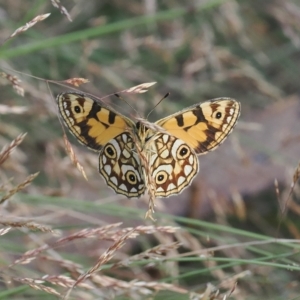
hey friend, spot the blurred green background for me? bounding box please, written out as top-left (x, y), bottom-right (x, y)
top-left (0, 1), bottom-right (300, 299)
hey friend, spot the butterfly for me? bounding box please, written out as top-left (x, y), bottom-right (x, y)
top-left (57, 92), bottom-right (240, 202)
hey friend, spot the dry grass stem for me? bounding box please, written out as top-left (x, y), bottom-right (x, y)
top-left (63, 134), bottom-right (88, 181)
top-left (113, 241), bottom-right (181, 268)
top-left (40, 255), bottom-right (84, 276)
top-left (281, 162), bottom-right (300, 214)
top-left (11, 223), bottom-right (123, 266)
top-left (76, 224), bottom-right (180, 241)
top-left (55, 223), bottom-right (122, 243)
top-left (130, 132), bottom-right (158, 220)
top-left (78, 229), bottom-right (134, 280)
top-left (0, 133), bottom-right (27, 166)
top-left (284, 162), bottom-right (300, 217)
top-left (91, 275), bottom-right (153, 296)
top-left (269, 2), bottom-right (300, 48)
top-left (129, 281), bottom-right (188, 294)
top-left (228, 281), bottom-right (238, 298)
top-left (292, 162), bottom-right (300, 185)
top-left (42, 274), bottom-right (93, 289)
top-left (274, 178), bottom-right (282, 213)
top-left (121, 225), bottom-right (180, 235)
top-left (0, 172), bottom-right (39, 204)
top-left (66, 229), bottom-right (136, 298)
top-left (7, 14), bottom-right (51, 41)
top-left (63, 78), bottom-right (89, 87)
top-left (0, 218), bottom-right (56, 234)
top-left (50, 0), bottom-right (72, 22)
top-left (214, 49), bottom-right (282, 99)
top-left (0, 72), bottom-right (24, 96)
top-left (90, 275), bottom-right (192, 297)
top-left (123, 82), bottom-right (157, 94)
top-left (0, 227), bottom-right (11, 235)
top-left (200, 283), bottom-right (215, 300)
top-left (231, 188), bottom-right (246, 221)
top-left (219, 270), bottom-right (251, 291)
top-left (135, 117), bottom-right (168, 134)
top-left (13, 277), bottom-right (61, 297)
top-left (0, 104), bottom-right (28, 114)
top-left (237, 63), bottom-right (282, 99)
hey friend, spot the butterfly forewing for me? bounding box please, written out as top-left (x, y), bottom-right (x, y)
top-left (156, 98), bottom-right (240, 154)
top-left (57, 92), bottom-right (134, 151)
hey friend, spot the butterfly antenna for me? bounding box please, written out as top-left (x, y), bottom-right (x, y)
top-left (114, 93), bottom-right (141, 117)
top-left (146, 92), bottom-right (170, 119)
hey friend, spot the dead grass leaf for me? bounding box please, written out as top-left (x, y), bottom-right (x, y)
top-left (63, 134), bottom-right (88, 181)
top-left (0, 133), bottom-right (27, 166)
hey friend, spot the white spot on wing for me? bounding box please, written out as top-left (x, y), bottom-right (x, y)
top-left (157, 187), bottom-right (164, 193)
top-left (102, 155), bottom-right (107, 165)
top-left (104, 165), bottom-right (111, 175)
top-left (167, 183), bottom-right (176, 191)
top-left (171, 139), bottom-right (184, 159)
top-left (177, 176), bottom-right (185, 186)
top-left (110, 139), bottom-right (121, 159)
top-left (189, 155), bottom-right (194, 165)
top-left (160, 149), bottom-right (169, 159)
top-left (110, 176), bottom-right (118, 185)
top-left (122, 134), bottom-right (127, 143)
top-left (123, 149), bottom-right (130, 158)
top-left (130, 187), bottom-right (137, 192)
top-left (119, 184), bottom-right (127, 191)
top-left (163, 134), bottom-right (169, 143)
top-left (184, 165), bottom-right (192, 176)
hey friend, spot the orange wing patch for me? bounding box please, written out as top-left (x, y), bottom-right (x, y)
top-left (156, 98), bottom-right (240, 154)
top-left (57, 93), bottom-right (133, 151)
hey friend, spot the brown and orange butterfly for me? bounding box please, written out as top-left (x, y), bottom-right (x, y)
top-left (57, 92), bottom-right (240, 199)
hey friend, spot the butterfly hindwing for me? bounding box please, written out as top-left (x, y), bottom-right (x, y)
top-left (98, 132), bottom-right (145, 198)
top-left (156, 98), bottom-right (240, 154)
top-left (149, 133), bottom-right (199, 197)
top-left (57, 92), bottom-right (134, 151)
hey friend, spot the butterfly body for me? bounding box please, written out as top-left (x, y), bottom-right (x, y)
top-left (57, 92), bottom-right (240, 199)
